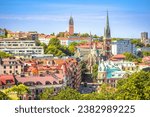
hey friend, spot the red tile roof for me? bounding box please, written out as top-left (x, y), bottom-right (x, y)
top-left (16, 74), bottom-right (64, 85)
top-left (143, 56), bottom-right (150, 61)
top-left (0, 75), bottom-right (15, 85)
top-left (76, 42), bottom-right (103, 49)
top-left (112, 54), bottom-right (126, 59)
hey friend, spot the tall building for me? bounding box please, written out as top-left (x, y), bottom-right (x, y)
top-left (103, 11), bottom-right (112, 59)
top-left (111, 39), bottom-right (136, 55)
top-left (69, 16), bottom-right (74, 35)
top-left (141, 32), bottom-right (149, 45)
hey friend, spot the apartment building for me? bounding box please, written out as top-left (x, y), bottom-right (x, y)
top-left (111, 39), bottom-right (136, 55)
top-left (0, 57), bottom-right (23, 75)
top-left (0, 39), bottom-right (44, 58)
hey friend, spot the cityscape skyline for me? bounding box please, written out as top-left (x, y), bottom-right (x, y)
top-left (0, 0), bottom-right (150, 38)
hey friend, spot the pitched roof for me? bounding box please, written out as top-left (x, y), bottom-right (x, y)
top-left (112, 54), bottom-right (126, 59)
top-left (0, 75), bottom-right (15, 85)
top-left (16, 74), bottom-right (64, 85)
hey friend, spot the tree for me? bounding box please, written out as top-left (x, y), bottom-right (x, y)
top-left (0, 51), bottom-right (12, 58)
top-left (53, 87), bottom-right (81, 100)
top-left (48, 38), bottom-right (61, 46)
top-left (142, 51), bottom-right (150, 57)
top-left (131, 39), bottom-right (144, 47)
top-left (68, 42), bottom-right (78, 54)
top-left (38, 88), bottom-right (55, 100)
top-left (80, 33), bottom-right (89, 37)
top-left (35, 39), bottom-right (41, 46)
top-left (116, 71), bottom-right (150, 100)
top-left (40, 43), bottom-right (48, 53)
top-left (4, 28), bottom-right (8, 38)
top-left (0, 91), bottom-right (10, 100)
top-left (92, 64), bottom-right (98, 82)
top-left (5, 84), bottom-right (29, 99)
top-left (45, 45), bottom-right (66, 57)
top-left (123, 52), bottom-right (137, 61)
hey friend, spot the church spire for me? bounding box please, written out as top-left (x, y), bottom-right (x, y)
top-left (104, 11), bottom-right (111, 39)
top-left (69, 16), bottom-right (74, 35)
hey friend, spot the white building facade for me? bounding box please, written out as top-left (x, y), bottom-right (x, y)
top-left (0, 39), bottom-right (44, 57)
top-left (111, 40), bottom-right (136, 55)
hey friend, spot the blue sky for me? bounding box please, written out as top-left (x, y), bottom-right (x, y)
top-left (0, 0), bottom-right (150, 38)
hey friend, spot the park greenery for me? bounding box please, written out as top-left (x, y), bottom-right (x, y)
top-left (42, 38), bottom-right (72, 56)
top-left (40, 38), bottom-right (89, 57)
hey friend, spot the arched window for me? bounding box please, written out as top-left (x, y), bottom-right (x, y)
top-left (36, 81), bottom-right (42, 85)
top-left (45, 81), bottom-right (51, 85)
top-left (53, 81), bottom-right (57, 85)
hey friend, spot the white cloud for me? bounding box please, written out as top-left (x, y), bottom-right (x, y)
top-left (0, 13), bottom-right (105, 22)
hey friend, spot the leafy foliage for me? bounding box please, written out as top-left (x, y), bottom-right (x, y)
top-left (4, 84), bottom-right (29, 99)
top-left (53, 87), bottom-right (81, 100)
top-left (45, 38), bottom-right (72, 56)
top-left (131, 39), bottom-right (144, 47)
top-left (116, 71), bottom-right (150, 100)
top-left (38, 87), bottom-right (55, 100)
top-left (0, 91), bottom-right (10, 100)
top-left (123, 52), bottom-right (137, 61)
top-left (0, 51), bottom-right (12, 58)
top-left (142, 51), bottom-right (150, 56)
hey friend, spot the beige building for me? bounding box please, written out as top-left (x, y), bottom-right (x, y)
top-left (0, 57), bottom-right (23, 75)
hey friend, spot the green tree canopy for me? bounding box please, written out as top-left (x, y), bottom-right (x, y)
top-left (0, 91), bottom-right (10, 100)
top-left (116, 71), bottom-right (150, 100)
top-left (5, 84), bottom-right (29, 99)
top-left (48, 38), bottom-right (61, 46)
top-left (53, 87), bottom-right (81, 100)
top-left (123, 52), bottom-right (137, 61)
top-left (142, 51), bottom-right (150, 57)
top-left (0, 51), bottom-right (12, 58)
top-left (131, 39), bottom-right (144, 47)
top-left (38, 87), bottom-right (55, 100)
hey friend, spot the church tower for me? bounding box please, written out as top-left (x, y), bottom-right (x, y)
top-left (69, 16), bottom-right (74, 35)
top-left (103, 11), bottom-right (112, 59)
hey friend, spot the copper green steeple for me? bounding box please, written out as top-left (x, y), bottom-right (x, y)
top-left (104, 11), bottom-right (111, 39)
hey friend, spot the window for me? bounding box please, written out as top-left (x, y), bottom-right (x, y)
top-left (10, 66), bottom-right (12, 69)
top-left (10, 70), bottom-right (12, 73)
top-left (6, 80), bottom-right (11, 84)
top-left (4, 66), bottom-right (6, 69)
top-left (4, 71), bottom-right (6, 74)
top-left (16, 66), bottom-right (18, 68)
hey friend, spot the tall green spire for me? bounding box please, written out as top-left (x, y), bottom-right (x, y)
top-left (104, 11), bottom-right (111, 39)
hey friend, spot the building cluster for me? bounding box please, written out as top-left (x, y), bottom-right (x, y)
top-left (0, 11), bottom-right (150, 99)
top-left (0, 57), bottom-right (81, 99)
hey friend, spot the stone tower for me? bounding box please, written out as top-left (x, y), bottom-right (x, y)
top-left (69, 16), bottom-right (74, 35)
top-left (103, 11), bottom-right (112, 59)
